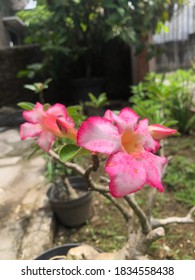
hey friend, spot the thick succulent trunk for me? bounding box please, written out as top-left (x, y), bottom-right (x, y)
top-left (120, 226), bottom-right (165, 260)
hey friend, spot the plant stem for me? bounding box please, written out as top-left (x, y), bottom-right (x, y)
top-left (48, 150), bottom-right (85, 175)
top-left (64, 177), bottom-right (79, 199)
top-left (124, 195), bottom-right (151, 234)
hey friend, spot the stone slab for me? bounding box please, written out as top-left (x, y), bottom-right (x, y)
top-left (0, 165), bottom-right (22, 188)
top-left (0, 142), bottom-right (13, 157)
top-left (0, 156), bottom-right (21, 166)
top-left (0, 129), bottom-right (21, 143)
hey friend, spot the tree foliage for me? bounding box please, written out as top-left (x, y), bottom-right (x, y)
top-left (17, 0), bottom-right (187, 78)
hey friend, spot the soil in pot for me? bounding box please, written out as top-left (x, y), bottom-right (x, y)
top-left (47, 176), bottom-right (93, 227)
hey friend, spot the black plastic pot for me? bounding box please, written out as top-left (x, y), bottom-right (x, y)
top-left (35, 243), bottom-right (79, 260)
top-left (47, 176), bottom-right (93, 227)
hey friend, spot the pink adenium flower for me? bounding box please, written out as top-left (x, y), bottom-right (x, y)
top-left (77, 108), bottom-right (177, 197)
top-left (20, 102), bottom-right (77, 152)
top-left (148, 124), bottom-right (177, 140)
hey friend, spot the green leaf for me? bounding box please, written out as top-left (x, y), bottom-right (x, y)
top-left (156, 21), bottom-right (169, 33)
top-left (102, 0), bottom-right (116, 8)
top-left (88, 92), bottom-right (97, 103)
top-left (43, 103), bottom-right (51, 111)
top-left (80, 22), bottom-right (87, 32)
top-left (24, 84), bottom-right (36, 92)
top-left (67, 105), bottom-right (86, 123)
top-left (59, 144), bottom-right (90, 162)
top-left (17, 102), bottom-right (35, 110)
top-left (17, 69), bottom-right (29, 78)
top-left (117, 7), bottom-right (125, 17)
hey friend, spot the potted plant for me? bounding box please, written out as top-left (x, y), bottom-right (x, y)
top-left (19, 101), bottom-right (93, 227)
top-left (84, 92), bottom-right (109, 116)
top-left (19, 98), bottom-right (195, 260)
top-left (46, 174), bottom-right (93, 228)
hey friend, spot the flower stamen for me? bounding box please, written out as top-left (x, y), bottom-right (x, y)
top-left (121, 129), bottom-right (143, 154)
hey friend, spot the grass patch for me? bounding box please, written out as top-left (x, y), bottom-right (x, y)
top-left (163, 155), bottom-right (195, 207)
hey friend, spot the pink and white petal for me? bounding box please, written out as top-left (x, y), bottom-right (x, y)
top-left (103, 109), bottom-right (127, 134)
top-left (139, 151), bottom-right (168, 192)
top-left (148, 124), bottom-right (177, 140)
top-left (136, 119), bottom-right (158, 152)
top-left (23, 102), bottom-right (45, 123)
top-left (46, 103), bottom-right (68, 118)
top-left (105, 152), bottom-right (146, 198)
top-left (37, 131), bottom-right (56, 152)
top-left (103, 109), bottom-right (117, 122)
top-left (77, 116), bottom-right (121, 154)
top-left (104, 108), bottom-right (140, 133)
top-left (20, 122), bottom-right (42, 140)
top-left (119, 108), bottom-right (139, 125)
top-left (65, 115), bottom-right (75, 127)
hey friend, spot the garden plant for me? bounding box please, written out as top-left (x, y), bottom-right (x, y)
top-left (130, 69), bottom-right (195, 135)
top-left (18, 99), bottom-right (195, 260)
top-left (16, 0), bottom-right (194, 260)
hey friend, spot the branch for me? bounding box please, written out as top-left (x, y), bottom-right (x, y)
top-left (151, 205), bottom-right (195, 228)
top-left (124, 195), bottom-right (152, 234)
top-left (48, 150), bottom-right (85, 176)
top-left (146, 188), bottom-right (157, 218)
top-left (84, 157), bottom-right (131, 221)
top-left (103, 193), bottom-right (132, 222)
top-left (49, 150), bottom-right (130, 221)
top-left (64, 177), bottom-right (79, 199)
top-left (145, 227), bottom-right (165, 245)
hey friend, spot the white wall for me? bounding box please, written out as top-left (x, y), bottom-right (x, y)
top-left (154, 0), bottom-right (195, 44)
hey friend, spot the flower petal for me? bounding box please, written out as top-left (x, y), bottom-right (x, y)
top-left (103, 110), bottom-right (126, 134)
top-left (105, 152), bottom-right (146, 197)
top-left (46, 103), bottom-right (68, 118)
top-left (139, 151), bottom-right (168, 192)
top-left (119, 108), bottom-right (139, 125)
top-left (37, 131), bottom-right (56, 152)
top-left (20, 123), bottom-right (42, 140)
top-left (104, 108), bottom-right (139, 134)
top-left (136, 119), bottom-right (158, 152)
top-left (56, 118), bottom-right (77, 140)
top-left (148, 124), bottom-right (177, 140)
top-left (22, 102), bottom-right (45, 123)
top-left (77, 116), bottom-right (121, 154)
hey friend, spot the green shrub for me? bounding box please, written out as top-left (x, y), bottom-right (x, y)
top-left (130, 69), bottom-right (195, 134)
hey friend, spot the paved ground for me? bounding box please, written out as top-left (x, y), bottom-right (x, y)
top-left (0, 126), bottom-right (55, 260)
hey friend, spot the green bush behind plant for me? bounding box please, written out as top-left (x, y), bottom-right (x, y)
top-left (130, 69), bottom-right (195, 134)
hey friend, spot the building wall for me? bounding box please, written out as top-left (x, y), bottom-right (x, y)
top-left (155, 34), bottom-right (195, 72)
top-left (0, 14), bottom-right (8, 48)
top-left (0, 45), bottom-right (42, 107)
top-left (154, 1), bottom-right (195, 44)
top-left (0, 0), bottom-right (12, 48)
top-left (153, 1), bottom-right (195, 72)
top-left (11, 0), bottom-right (29, 11)
top-left (0, 0), bottom-right (12, 15)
